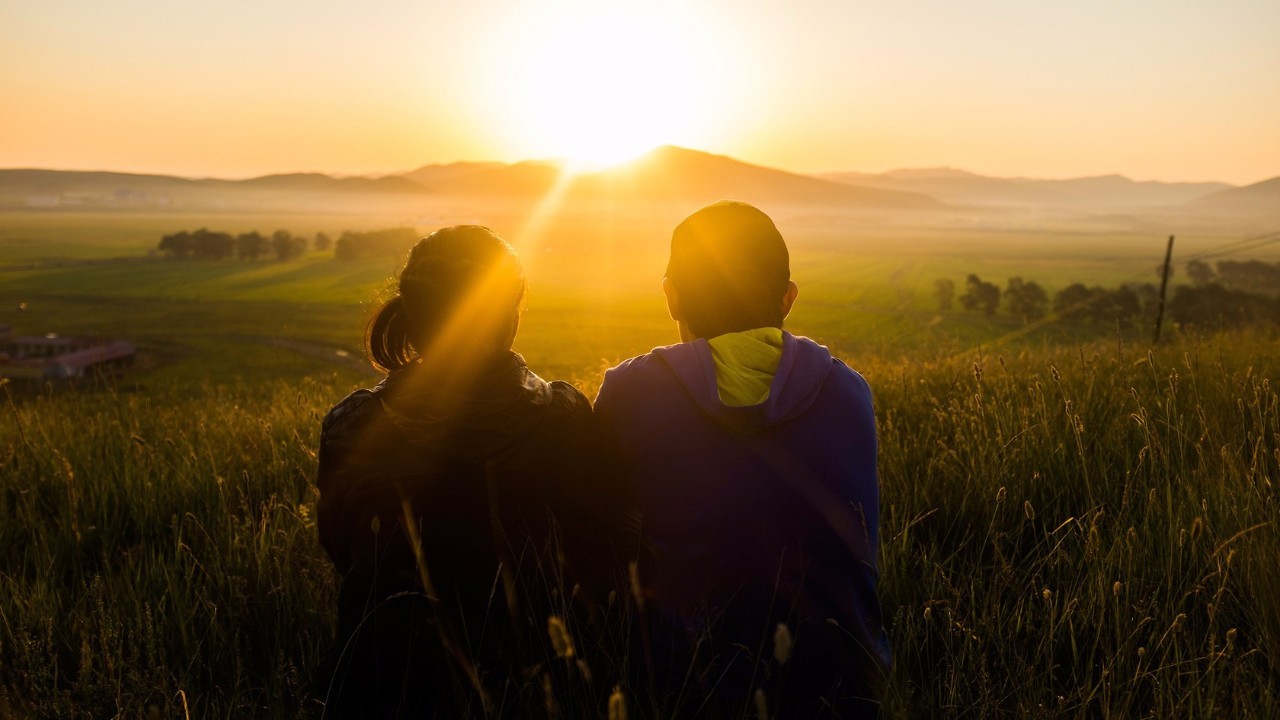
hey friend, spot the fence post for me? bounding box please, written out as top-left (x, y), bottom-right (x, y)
top-left (1153, 235), bottom-right (1175, 344)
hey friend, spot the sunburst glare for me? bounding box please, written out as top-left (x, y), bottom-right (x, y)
top-left (488, 4), bottom-right (731, 171)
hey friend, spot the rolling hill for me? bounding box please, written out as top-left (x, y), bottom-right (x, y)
top-left (819, 168), bottom-right (1231, 209)
top-left (397, 146), bottom-right (943, 209)
top-left (0, 147), bottom-right (944, 212)
top-left (1187, 176), bottom-right (1280, 217)
top-left (2, 149), bottom-right (1267, 220)
top-left (564, 146), bottom-right (942, 208)
top-left (0, 168), bottom-right (427, 212)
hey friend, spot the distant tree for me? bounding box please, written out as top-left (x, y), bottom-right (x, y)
top-left (236, 231), bottom-right (267, 261)
top-left (959, 274), bottom-right (1001, 316)
top-left (1052, 283), bottom-right (1094, 319)
top-left (1004, 277), bottom-right (1048, 323)
top-left (271, 230), bottom-right (306, 261)
top-left (933, 278), bottom-right (955, 311)
top-left (334, 227), bottom-right (421, 261)
top-left (189, 228), bottom-right (234, 260)
top-left (1052, 283), bottom-right (1142, 327)
top-left (314, 232), bottom-right (332, 252)
top-left (1126, 282), bottom-right (1160, 325)
top-left (1089, 286), bottom-right (1141, 327)
top-left (1215, 260), bottom-right (1280, 295)
top-left (158, 230), bottom-right (193, 259)
top-left (1185, 259), bottom-right (1215, 286)
top-left (1168, 284), bottom-right (1277, 328)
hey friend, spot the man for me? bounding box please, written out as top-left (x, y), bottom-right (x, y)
top-left (595, 201), bottom-right (890, 718)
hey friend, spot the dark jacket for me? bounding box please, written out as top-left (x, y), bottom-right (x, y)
top-left (315, 352), bottom-right (614, 718)
top-left (595, 332), bottom-right (890, 718)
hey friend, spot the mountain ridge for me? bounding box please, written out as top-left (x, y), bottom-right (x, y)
top-left (819, 167), bottom-right (1234, 209)
top-left (0, 147), bottom-right (1269, 215)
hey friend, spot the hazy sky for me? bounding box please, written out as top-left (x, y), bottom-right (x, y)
top-left (2, 0), bottom-right (1277, 183)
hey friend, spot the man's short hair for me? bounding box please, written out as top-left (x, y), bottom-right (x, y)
top-left (665, 200), bottom-right (791, 339)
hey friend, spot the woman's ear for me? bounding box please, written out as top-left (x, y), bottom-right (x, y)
top-left (502, 306), bottom-right (521, 350)
top-left (662, 276), bottom-right (684, 322)
top-left (780, 280), bottom-right (799, 319)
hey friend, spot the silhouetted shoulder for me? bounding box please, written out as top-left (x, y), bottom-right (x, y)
top-left (597, 348), bottom-right (680, 399)
top-left (320, 388), bottom-right (379, 442)
top-left (545, 379), bottom-right (592, 422)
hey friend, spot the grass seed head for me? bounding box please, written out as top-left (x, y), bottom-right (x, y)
top-left (754, 689), bottom-right (770, 720)
top-left (773, 623), bottom-right (793, 665)
top-left (608, 687), bottom-right (627, 720)
top-left (547, 615), bottom-right (575, 659)
top-left (628, 562), bottom-right (644, 610)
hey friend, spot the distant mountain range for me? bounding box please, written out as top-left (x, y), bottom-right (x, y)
top-left (0, 146), bottom-right (1276, 219)
top-left (818, 167), bottom-right (1234, 209)
top-left (401, 146), bottom-right (941, 209)
top-left (1187, 176), bottom-right (1280, 215)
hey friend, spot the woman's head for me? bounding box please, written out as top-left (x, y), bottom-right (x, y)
top-left (367, 225), bottom-right (526, 374)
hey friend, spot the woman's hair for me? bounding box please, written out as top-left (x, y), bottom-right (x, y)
top-left (366, 225), bottom-right (526, 374)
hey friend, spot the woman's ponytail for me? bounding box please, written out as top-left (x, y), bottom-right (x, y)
top-left (365, 295), bottom-right (414, 373)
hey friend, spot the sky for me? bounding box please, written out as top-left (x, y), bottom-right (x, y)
top-left (1, 0), bottom-right (1277, 184)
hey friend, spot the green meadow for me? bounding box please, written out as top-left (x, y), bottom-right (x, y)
top-left (0, 211), bottom-right (1276, 717)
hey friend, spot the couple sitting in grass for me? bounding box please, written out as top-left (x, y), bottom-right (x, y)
top-left (314, 201), bottom-right (890, 719)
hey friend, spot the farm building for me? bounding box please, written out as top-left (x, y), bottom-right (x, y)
top-left (0, 330), bottom-right (136, 380)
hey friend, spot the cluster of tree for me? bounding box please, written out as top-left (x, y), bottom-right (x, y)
top-left (935, 275), bottom-right (1051, 321)
top-left (1186, 259), bottom-right (1280, 295)
top-left (938, 274), bottom-right (1147, 326)
top-left (1167, 284), bottom-right (1279, 328)
top-left (333, 227), bottom-right (420, 262)
top-left (158, 229), bottom-right (328, 261)
top-left (1051, 283), bottom-right (1147, 326)
top-left (939, 270), bottom-right (1279, 332)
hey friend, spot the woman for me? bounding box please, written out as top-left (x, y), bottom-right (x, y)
top-left (314, 226), bottom-right (615, 718)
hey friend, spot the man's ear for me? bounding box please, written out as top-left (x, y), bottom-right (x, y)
top-left (663, 276), bottom-right (684, 322)
top-left (780, 280), bottom-right (799, 319)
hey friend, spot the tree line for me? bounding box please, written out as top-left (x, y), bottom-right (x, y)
top-left (1184, 259), bottom-right (1280, 295)
top-left (332, 228), bottom-right (420, 261)
top-left (157, 229), bottom-right (330, 261)
top-left (156, 226), bottom-right (424, 263)
top-left (937, 258), bottom-right (1280, 331)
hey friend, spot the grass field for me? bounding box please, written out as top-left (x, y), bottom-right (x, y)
top-left (1, 211), bottom-right (1277, 717)
top-left (3, 331), bottom-right (1276, 717)
top-left (5, 208), bottom-right (1241, 382)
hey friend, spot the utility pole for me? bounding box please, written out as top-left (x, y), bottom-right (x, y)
top-left (1153, 235), bottom-right (1175, 344)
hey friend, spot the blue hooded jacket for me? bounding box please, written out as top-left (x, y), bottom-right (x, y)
top-left (595, 332), bottom-right (890, 714)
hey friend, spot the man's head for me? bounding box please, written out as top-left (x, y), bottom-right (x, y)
top-left (664, 200), bottom-right (798, 340)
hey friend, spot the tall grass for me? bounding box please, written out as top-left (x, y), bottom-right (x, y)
top-left (874, 331), bottom-right (1278, 717)
top-left (1, 378), bottom-right (337, 717)
top-left (1, 330), bottom-right (1276, 717)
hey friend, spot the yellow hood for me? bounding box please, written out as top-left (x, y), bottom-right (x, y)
top-left (706, 327), bottom-right (785, 407)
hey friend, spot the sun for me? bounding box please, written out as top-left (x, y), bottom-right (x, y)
top-left (496, 6), bottom-right (720, 171)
